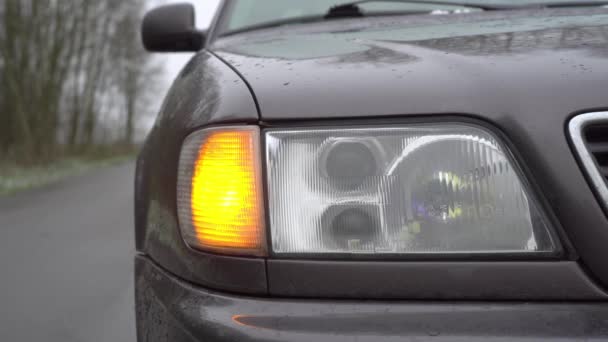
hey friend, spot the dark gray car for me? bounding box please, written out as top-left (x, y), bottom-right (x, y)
top-left (135, 1), bottom-right (608, 340)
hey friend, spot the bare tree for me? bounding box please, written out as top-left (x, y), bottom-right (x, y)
top-left (111, 0), bottom-right (161, 145)
top-left (0, 0), bottom-right (161, 162)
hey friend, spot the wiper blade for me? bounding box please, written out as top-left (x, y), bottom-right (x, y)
top-left (533, 0), bottom-right (608, 8)
top-left (326, 0), bottom-right (495, 18)
top-left (326, 2), bottom-right (435, 18)
top-left (326, 0), bottom-right (608, 17)
top-left (326, 3), bottom-right (365, 18)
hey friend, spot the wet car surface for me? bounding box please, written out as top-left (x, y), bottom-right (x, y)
top-left (135, 1), bottom-right (608, 341)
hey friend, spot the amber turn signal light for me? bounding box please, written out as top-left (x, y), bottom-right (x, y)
top-left (177, 126), bottom-right (266, 256)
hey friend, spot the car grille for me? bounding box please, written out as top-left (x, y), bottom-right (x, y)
top-left (569, 111), bottom-right (608, 208)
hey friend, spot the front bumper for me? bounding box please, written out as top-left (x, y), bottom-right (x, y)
top-left (135, 255), bottom-right (608, 342)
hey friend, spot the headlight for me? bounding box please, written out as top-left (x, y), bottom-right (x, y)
top-left (265, 123), bottom-right (558, 256)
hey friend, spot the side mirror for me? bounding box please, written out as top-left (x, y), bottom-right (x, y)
top-left (141, 3), bottom-right (205, 53)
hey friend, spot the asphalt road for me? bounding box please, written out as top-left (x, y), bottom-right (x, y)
top-left (0, 161), bottom-right (136, 341)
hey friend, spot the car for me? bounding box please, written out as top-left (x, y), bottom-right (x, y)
top-left (134, 1), bottom-right (608, 341)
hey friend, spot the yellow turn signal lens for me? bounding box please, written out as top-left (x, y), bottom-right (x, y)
top-left (177, 126), bottom-right (266, 256)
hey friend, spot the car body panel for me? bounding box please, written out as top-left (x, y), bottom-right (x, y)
top-left (136, 255), bottom-right (608, 342)
top-left (214, 8), bottom-right (608, 120)
top-left (267, 259), bottom-right (606, 299)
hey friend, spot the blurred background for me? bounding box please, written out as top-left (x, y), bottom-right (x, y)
top-left (0, 1), bottom-right (217, 341)
top-left (0, 0), bottom-right (219, 194)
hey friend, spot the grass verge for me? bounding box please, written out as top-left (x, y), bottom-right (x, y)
top-left (0, 153), bottom-right (135, 196)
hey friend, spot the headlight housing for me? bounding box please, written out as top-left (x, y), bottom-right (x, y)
top-left (265, 123), bottom-right (558, 257)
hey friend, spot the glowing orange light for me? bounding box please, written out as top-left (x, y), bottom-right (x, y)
top-left (190, 127), bottom-right (265, 255)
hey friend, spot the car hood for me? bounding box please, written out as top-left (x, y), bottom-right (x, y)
top-left (213, 7), bottom-right (608, 120)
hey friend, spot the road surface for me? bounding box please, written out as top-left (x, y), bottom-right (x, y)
top-left (0, 161), bottom-right (136, 341)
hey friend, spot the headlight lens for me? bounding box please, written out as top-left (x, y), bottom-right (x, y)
top-left (265, 124), bottom-right (558, 256)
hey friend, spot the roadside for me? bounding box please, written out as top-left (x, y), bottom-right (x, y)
top-left (0, 161), bottom-right (136, 341)
top-left (0, 147), bottom-right (138, 196)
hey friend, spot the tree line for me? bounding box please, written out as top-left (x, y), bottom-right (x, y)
top-left (0, 0), bottom-right (161, 163)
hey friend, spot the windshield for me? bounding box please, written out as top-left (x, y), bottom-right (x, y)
top-left (220, 0), bottom-right (608, 34)
top-left (222, 0), bottom-right (475, 33)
